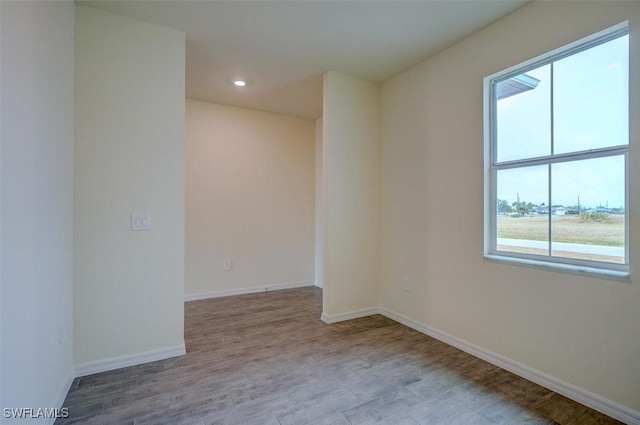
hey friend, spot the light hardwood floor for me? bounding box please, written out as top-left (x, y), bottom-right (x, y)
top-left (58, 287), bottom-right (622, 424)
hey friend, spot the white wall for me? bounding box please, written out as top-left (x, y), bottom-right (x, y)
top-left (380, 1), bottom-right (640, 415)
top-left (1, 0), bottom-right (75, 416)
top-left (185, 99), bottom-right (315, 298)
top-left (314, 118), bottom-right (324, 288)
top-left (74, 5), bottom-right (185, 366)
top-left (322, 71), bottom-right (380, 319)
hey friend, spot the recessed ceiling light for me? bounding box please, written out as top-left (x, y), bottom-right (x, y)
top-left (233, 80), bottom-right (247, 87)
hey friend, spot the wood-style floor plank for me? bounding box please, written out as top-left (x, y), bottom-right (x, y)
top-left (57, 287), bottom-right (622, 425)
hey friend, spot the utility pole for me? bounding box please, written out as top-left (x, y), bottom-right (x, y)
top-left (578, 196), bottom-right (580, 215)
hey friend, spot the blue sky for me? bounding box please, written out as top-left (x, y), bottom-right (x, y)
top-left (496, 35), bottom-right (628, 209)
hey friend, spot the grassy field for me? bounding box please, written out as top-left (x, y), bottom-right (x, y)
top-left (497, 214), bottom-right (624, 247)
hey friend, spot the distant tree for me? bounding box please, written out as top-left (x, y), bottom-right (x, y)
top-left (497, 199), bottom-right (513, 215)
top-left (511, 200), bottom-right (534, 217)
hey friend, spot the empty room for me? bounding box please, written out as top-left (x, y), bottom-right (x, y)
top-left (1, 1), bottom-right (639, 425)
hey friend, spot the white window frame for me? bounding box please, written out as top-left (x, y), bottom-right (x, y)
top-left (483, 22), bottom-right (630, 278)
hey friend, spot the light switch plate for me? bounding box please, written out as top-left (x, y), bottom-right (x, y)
top-left (131, 213), bottom-right (151, 231)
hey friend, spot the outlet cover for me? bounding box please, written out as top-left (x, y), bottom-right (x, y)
top-left (403, 277), bottom-right (410, 292)
top-left (131, 213), bottom-right (151, 231)
top-left (224, 260), bottom-right (233, 271)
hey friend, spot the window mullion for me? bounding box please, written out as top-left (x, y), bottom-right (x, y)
top-left (550, 62), bottom-right (554, 156)
top-left (548, 61), bottom-right (554, 257)
top-left (548, 163), bottom-right (552, 257)
top-left (493, 145), bottom-right (629, 170)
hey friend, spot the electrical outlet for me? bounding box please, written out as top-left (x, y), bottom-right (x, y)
top-left (131, 213), bottom-right (151, 231)
top-left (224, 260), bottom-right (233, 271)
top-left (403, 277), bottom-right (410, 292)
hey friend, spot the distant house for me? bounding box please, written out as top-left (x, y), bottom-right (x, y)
top-left (552, 206), bottom-right (566, 215)
top-left (535, 205), bottom-right (549, 214)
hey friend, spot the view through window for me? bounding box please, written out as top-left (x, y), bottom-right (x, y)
top-left (488, 28), bottom-right (629, 271)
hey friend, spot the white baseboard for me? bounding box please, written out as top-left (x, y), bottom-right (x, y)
top-left (379, 306), bottom-right (640, 425)
top-left (321, 307), bottom-right (379, 324)
top-left (74, 343), bottom-right (186, 377)
top-left (46, 366), bottom-right (75, 425)
top-left (184, 281), bottom-right (314, 302)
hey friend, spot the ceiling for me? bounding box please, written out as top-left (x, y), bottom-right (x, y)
top-left (81, 1), bottom-right (529, 119)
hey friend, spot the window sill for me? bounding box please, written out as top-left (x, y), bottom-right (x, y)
top-left (484, 254), bottom-right (630, 282)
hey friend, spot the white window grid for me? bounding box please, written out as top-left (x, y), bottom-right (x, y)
top-left (485, 23), bottom-right (629, 274)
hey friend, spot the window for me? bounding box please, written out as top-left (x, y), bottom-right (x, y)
top-left (484, 24), bottom-right (629, 276)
